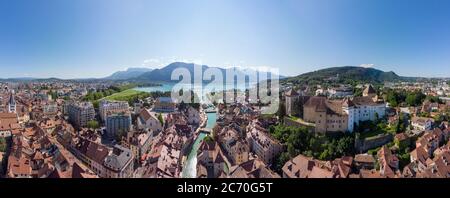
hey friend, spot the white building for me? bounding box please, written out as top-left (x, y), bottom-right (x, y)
top-left (342, 96), bottom-right (386, 133)
top-left (327, 86), bottom-right (353, 98)
top-left (341, 85), bottom-right (386, 133)
top-left (137, 109), bottom-right (163, 132)
top-left (411, 117), bottom-right (434, 131)
top-left (99, 100), bottom-right (129, 122)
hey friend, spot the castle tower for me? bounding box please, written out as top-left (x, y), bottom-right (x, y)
top-left (363, 84), bottom-right (377, 98)
top-left (8, 90), bottom-right (16, 113)
top-left (285, 88), bottom-right (300, 116)
top-left (342, 98), bottom-right (355, 133)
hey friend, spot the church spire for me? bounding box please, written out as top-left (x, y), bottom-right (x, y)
top-left (8, 90), bottom-right (16, 113)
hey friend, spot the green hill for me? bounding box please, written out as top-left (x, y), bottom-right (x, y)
top-left (283, 66), bottom-right (403, 85)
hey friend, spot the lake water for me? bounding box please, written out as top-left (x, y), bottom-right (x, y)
top-left (134, 82), bottom-right (256, 93)
top-left (134, 83), bottom-right (174, 92)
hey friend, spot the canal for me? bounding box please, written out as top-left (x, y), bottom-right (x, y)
top-left (181, 112), bottom-right (216, 178)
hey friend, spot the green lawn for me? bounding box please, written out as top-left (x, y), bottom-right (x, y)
top-left (103, 89), bottom-right (145, 101)
top-left (289, 115), bottom-right (300, 120)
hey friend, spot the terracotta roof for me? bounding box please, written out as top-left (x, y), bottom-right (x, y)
top-left (0, 113), bottom-right (19, 131)
top-left (304, 96), bottom-right (346, 115)
top-left (309, 166), bottom-right (333, 178)
top-left (411, 117), bottom-right (434, 125)
top-left (342, 98), bottom-right (355, 107)
top-left (282, 154), bottom-right (316, 178)
top-left (139, 108), bottom-right (157, 121)
top-left (8, 155), bottom-right (31, 176)
top-left (352, 96), bottom-right (379, 106)
top-left (230, 158), bottom-right (279, 178)
top-left (33, 151), bottom-right (44, 161)
top-left (354, 154), bottom-right (375, 164)
top-left (360, 169), bottom-right (383, 178)
top-left (247, 166), bottom-right (281, 178)
top-left (304, 97), bottom-right (328, 112)
top-left (78, 139), bottom-right (109, 165)
top-left (395, 133), bottom-right (408, 141)
top-left (72, 162), bottom-right (97, 178)
top-left (411, 146), bottom-right (429, 165)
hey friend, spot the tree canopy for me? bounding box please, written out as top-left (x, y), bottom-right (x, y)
top-left (269, 125), bottom-right (355, 173)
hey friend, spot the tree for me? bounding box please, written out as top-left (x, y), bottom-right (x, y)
top-left (143, 102), bottom-right (151, 108)
top-left (92, 101), bottom-right (100, 109)
top-left (157, 113), bottom-right (164, 126)
top-left (115, 128), bottom-right (127, 142)
top-left (272, 152), bottom-right (291, 174)
top-left (385, 90), bottom-right (398, 107)
top-left (405, 94), bottom-right (416, 107)
top-left (270, 124), bottom-right (355, 161)
top-left (203, 135), bottom-right (215, 144)
top-left (405, 91), bottom-right (426, 107)
top-left (0, 137), bottom-right (7, 152)
top-left (433, 114), bottom-right (445, 126)
top-left (277, 102), bottom-right (286, 120)
top-left (426, 95), bottom-right (442, 104)
top-left (48, 90), bottom-right (58, 100)
top-left (87, 120), bottom-right (100, 129)
top-left (354, 88), bottom-right (363, 97)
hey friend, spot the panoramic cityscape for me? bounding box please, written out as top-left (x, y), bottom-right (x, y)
top-left (0, 63), bottom-right (449, 178)
top-left (0, 0), bottom-right (449, 180)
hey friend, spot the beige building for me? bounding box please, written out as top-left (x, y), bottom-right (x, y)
top-left (246, 120), bottom-right (283, 165)
top-left (303, 97), bottom-right (349, 134)
top-left (218, 128), bottom-right (249, 165)
top-left (299, 85), bottom-right (386, 134)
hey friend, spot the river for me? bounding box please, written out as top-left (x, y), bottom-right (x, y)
top-left (181, 112), bottom-right (217, 178)
top-left (134, 83), bottom-right (221, 178)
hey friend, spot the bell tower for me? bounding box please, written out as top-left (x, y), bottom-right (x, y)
top-left (8, 90), bottom-right (16, 113)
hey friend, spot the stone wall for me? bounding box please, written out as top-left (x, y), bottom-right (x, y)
top-left (283, 117), bottom-right (315, 133)
top-left (355, 133), bottom-right (393, 153)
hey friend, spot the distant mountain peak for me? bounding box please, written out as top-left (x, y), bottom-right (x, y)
top-left (104, 67), bottom-right (153, 80)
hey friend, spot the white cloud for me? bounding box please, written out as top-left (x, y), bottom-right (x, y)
top-left (141, 57), bottom-right (205, 68)
top-left (142, 58), bottom-right (164, 68)
top-left (360, 64), bottom-right (375, 68)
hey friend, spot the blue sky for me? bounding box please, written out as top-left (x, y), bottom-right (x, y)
top-left (0, 0), bottom-right (449, 78)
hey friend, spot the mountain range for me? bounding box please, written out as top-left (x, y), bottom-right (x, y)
top-left (121, 62), bottom-right (284, 83)
top-left (1, 63), bottom-right (443, 84)
top-left (104, 67), bottom-right (153, 80)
